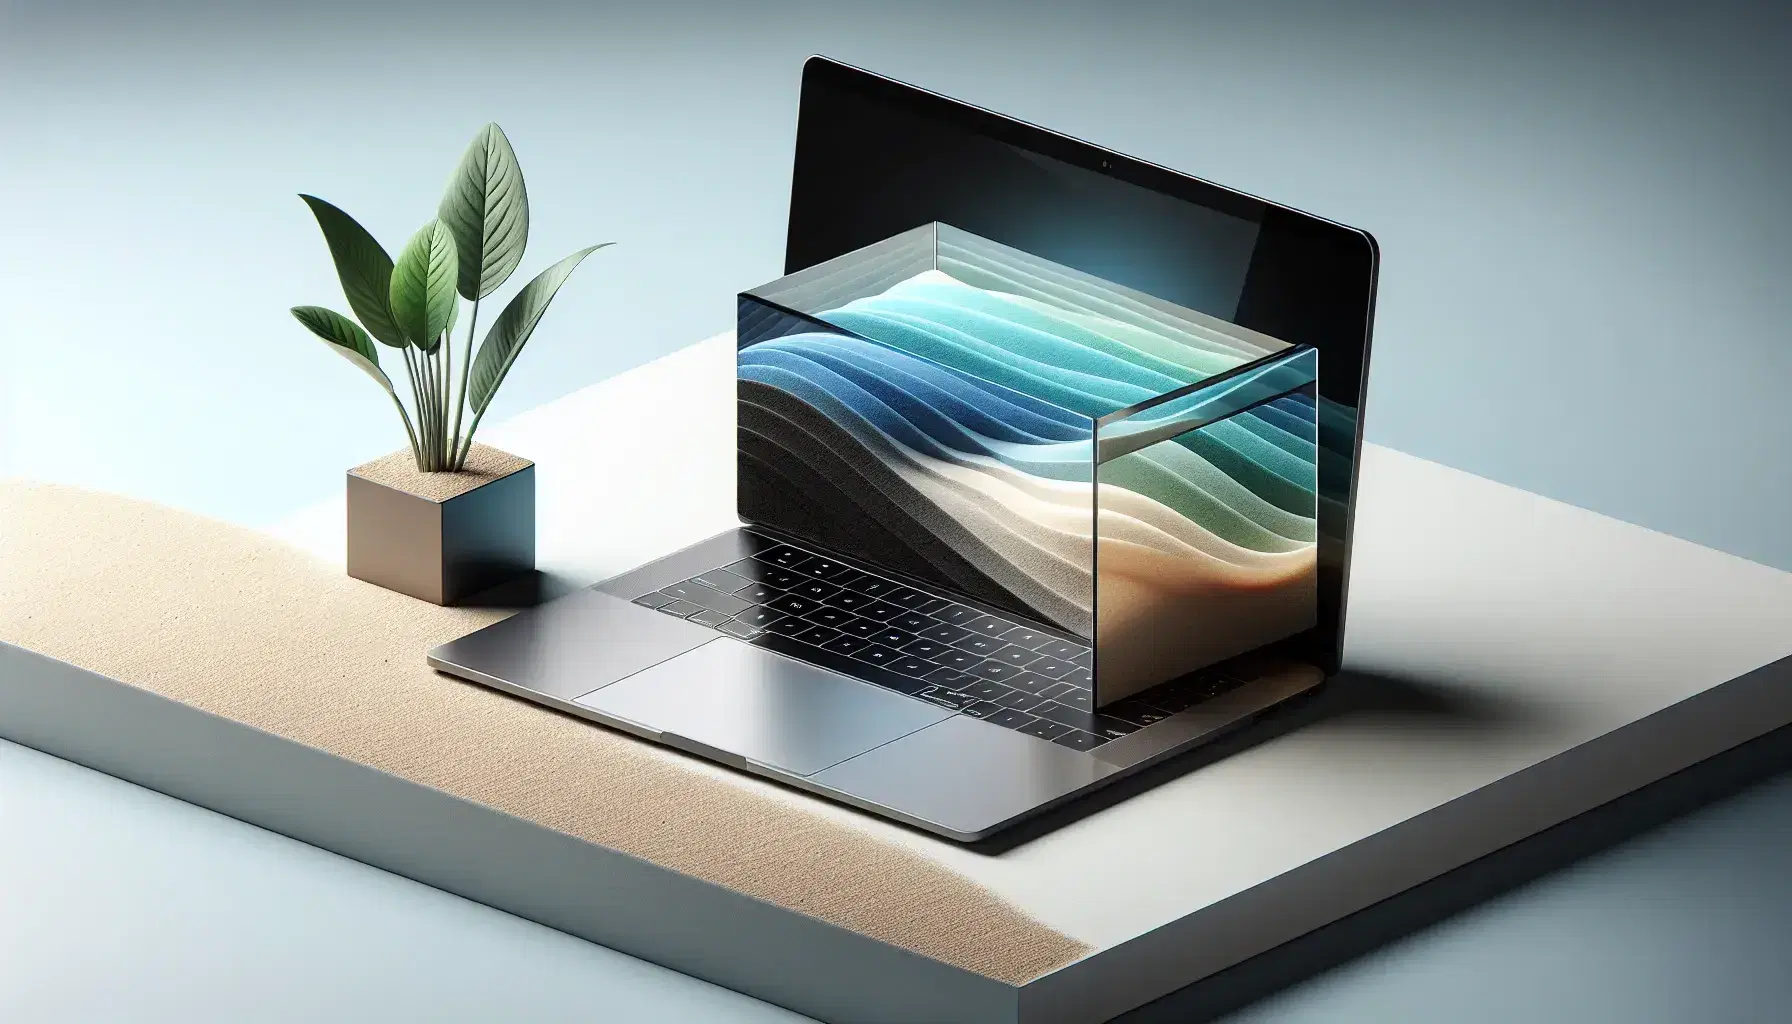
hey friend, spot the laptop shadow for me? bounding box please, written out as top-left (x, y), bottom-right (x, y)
top-left (454, 570), bottom-right (587, 610)
top-left (1108, 719), bottom-right (1792, 1023)
top-left (967, 666), bottom-right (1544, 856)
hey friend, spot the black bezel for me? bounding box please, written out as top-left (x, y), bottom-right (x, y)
top-left (778, 56), bottom-right (1379, 677)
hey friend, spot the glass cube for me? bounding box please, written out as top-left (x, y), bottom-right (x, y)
top-left (738, 222), bottom-right (1318, 705)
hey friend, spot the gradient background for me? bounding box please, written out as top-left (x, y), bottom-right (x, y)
top-left (2, 1), bottom-right (1788, 1021)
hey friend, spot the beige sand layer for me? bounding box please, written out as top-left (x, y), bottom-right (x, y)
top-left (351, 443), bottom-right (534, 502)
top-left (0, 480), bottom-right (1088, 983)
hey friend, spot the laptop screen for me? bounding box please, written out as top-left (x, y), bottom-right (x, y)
top-left (745, 58), bottom-right (1375, 697)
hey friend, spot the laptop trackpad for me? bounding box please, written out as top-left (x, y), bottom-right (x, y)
top-left (574, 638), bottom-right (954, 777)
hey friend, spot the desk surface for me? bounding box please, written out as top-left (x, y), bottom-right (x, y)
top-left (7, 334), bottom-right (1790, 1021)
top-left (269, 334), bottom-right (1792, 954)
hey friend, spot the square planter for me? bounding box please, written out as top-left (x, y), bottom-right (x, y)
top-left (346, 443), bottom-right (535, 605)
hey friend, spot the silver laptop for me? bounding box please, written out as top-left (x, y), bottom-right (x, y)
top-left (428, 57), bottom-right (1379, 842)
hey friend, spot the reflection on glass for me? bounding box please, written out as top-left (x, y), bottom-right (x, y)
top-left (737, 222), bottom-right (1318, 703)
top-left (1094, 349), bottom-right (1318, 704)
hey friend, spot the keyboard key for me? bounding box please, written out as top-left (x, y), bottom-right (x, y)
top-left (733, 606), bottom-right (785, 629)
top-left (958, 678), bottom-right (1013, 702)
top-left (961, 700), bottom-right (1004, 719)
top-left (961, 615), bottom-right (1014, 637)
top-left (1104, 702), bottom-right (1170, 727)
top-left (751, 631), bottom-right (931, 697)
top-left (1052, 729), bottom-right (1104, 751)
top-left (918, 622), bottom-right (972, 645)
top-left (851, 644), bottom-right (904, 667)
top-left (917, 687), bottom-right (973, 709)
top-left (912, 597), bottom-right (952, 615)
top-left (1088, 715), bottom-right (1142, 740)
top-left (822, 633), bottom-right (870, 655)
top-left (870, 627), bottom-right (916, 648)
top-left (718, 619), bottom-right (762, 640)
top-left (931, 605), bottom-right (984, 626)
top-left (662, 580), bottom-right (752, 616)
top-left (836, 617), bottom-right (883, 639)
top-left (988, 644), bottom-right (1040, 668)
top-left (734, 583), bottom-right (781, 604)
top-left (889, 612), bottom-right (938, 633)
top-left (803, 606), bottom-right (854, 630)
top-left (1038, 681), bottom-right (1078, 700)
top-left (766, 593), bottom-right (820, 617)
top-left (848, 576), bottom-right (900, 598)
top-left (687, 608), bottom-right (731, 628)
top-left (825, 590), bottom-right (877, 613)
top-left (792, 625), bottom-right (841, 646)
top-left (757, 546), bottom-right (811, 569)
top-left (1031, 702), bottom-right (1094, 730)
top-left (883, 587), bottom-right (934, 609)
top-left (790, 579), bottom-right (842, 601)
top-left (656, 599), bottom-right (704, 618)
top-left (1019, 718), bottom-right (1071, 741)
top-left (1004, 672), bottom-right (1058, 695)
top-left (932, 649), bottom-right (979, 670)
top-left (1059, 668), bottom-right (1092, 688)
top-left (763, 614), bottom-right (811, 635)
top-left (888, 657), bottom-right (936, 678)
top-left (1035, 639), bottom-right (1088, 661)
top-left (924, 667), bottom-right (972, 688)
top-left (1054, 689), bottom-right (1093, 712)
top-left (994, 626), bottom-right (1051, 649)
top-left (828, 567), bottom-right (869, 589)
top-left (632, 592), bottom-right (674, 610)
top-left (1030, 703), bottom-right (1141, 740)
top-left (1024, 656), bottom-right (1076, 679)
top-left (994, 690), bottom-right (1046, 712)
top-left (984, 708), bottom-right (1035, 730)
top-left (855, 601), bottom-right (904, 623)
top-left (795, 555), bottom-right (854, 580)
top-left (900, 638), bottom-right (953, 661)
top-left (1071, 651), bottom-right (1093, 670)
top-left (955, 636), bottom-right (1005, 658)
top-left (692, 568), bottom-right (752, 594)
top-left (966, 660), bottom-right (1020, 682)
top-left (723, 559), bottom-right (806, 590)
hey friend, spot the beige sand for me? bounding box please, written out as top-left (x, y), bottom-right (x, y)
top-left (0, 480), bottom-right (1088, 983)
top-left (350, 443), bottom-right (533, 502)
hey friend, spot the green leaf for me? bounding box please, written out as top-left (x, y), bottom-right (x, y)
top-left (389, 219), bottom-right (459, 351)
top-left (291, 305), bottom-right (394, 393)
top-left (467, 244), bottom-right (610, 415)
top-left (298, 195), bottom-right (407, 348)
top-left (438, 123), bottom-right (530, 300)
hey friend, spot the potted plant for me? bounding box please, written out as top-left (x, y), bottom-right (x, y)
top-left (291, 123), bottom-right (609, 605)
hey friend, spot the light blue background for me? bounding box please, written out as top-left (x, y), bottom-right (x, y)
top-left (3, 1), bottom-right (1787, 571)
top-left (2, 2), bottom-right (1788, 1022)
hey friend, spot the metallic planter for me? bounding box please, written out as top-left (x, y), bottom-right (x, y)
top-left (345, 444), bottom-right (535, 606)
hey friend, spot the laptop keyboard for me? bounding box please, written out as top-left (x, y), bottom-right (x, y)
top-left (630, 542), bottom-right (1247, 751)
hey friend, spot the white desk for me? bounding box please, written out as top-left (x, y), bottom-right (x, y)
top-left (249, 333), bottom-right (1792, 1021)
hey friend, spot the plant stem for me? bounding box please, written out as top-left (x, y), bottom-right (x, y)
top-left (389, 391), bottom-right (422, 465)
top-left (459, 405), bottom-right (489, 469)
top-left (401, 348), bottom-right (428, 470)
top-left (450, 299), bottom-right (480, 471)
top-left (440, 327), bottom-right (453, 470)
top-left (423, 344), bottom-right (442, 470)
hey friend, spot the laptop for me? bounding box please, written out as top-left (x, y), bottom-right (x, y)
top-left (428, 56), bottom-right (1379, 842)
